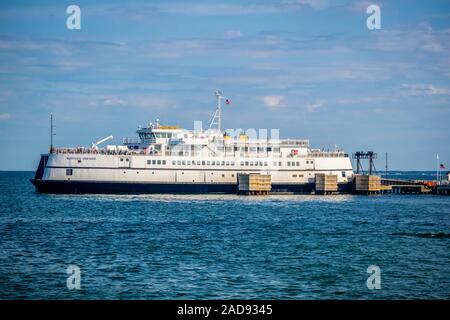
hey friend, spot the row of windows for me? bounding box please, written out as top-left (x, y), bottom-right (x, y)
top-left (287, 161), bottom-right (314, 166)
top-left (172, 160), bottom-right (236, 166)
top-left (66, 168), bottom-right (346, 178)
top-left (148, 159), bottom-right (167, 165)
top-left (216, 146), bottom-right (280, 153)
top-left (146, 160), bottom-right (313, 167)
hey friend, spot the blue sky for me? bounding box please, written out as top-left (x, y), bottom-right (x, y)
top-left (0, 0), bottom-right (449, 170)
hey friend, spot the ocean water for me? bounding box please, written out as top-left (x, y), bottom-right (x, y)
top-left (0, 171), bottom-right (449, 300)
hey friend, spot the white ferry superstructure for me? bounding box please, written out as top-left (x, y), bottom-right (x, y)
top-left (31, 91), bottom-right (354, 194)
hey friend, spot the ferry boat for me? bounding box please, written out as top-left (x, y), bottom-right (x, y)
top-left (31, 91), bottom-right (354, 194)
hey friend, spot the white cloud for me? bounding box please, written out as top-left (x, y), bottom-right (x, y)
top-left (263, 96), bottom-right (284, 109)
top-left (350, 0), bottom-right (383, 12)
top-left (281, 0), bottom-right (337, 11)
top-left (0, 113), bottom-right (11, 120)
top-left (145, 39), bottom-right (206, 59)
top-left (306, 100), bottom-right (325, 112)
top-left (368, 27), bottom-right (449, 53)
top-left (87, 94), bottom-right (176, 110)
top-left (158, 3), bottom-right (281, 16)
top-left (224, 30), bottom-right (244, 39)
top-left (101, 98), bottom-right (127, 106)
top-left (401, 84), bottom-right (450, 96)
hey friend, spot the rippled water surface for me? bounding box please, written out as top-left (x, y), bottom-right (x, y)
top-left (0, 171), bottom-right (449, 299)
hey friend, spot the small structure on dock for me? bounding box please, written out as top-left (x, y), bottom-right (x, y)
top-left (437, 172), bottom-right (450, 195)
top-left (315, 173), bottom-right (338, 195)
top-left (437, 185), bottom-right (450, 195)
top-left (354, 174), bottom-right (381, 194)
top-left (238, 173), bottom-right (271, 195)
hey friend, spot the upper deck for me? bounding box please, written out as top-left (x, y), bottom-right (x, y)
top-left (49, 91), bottom-right (348, 159)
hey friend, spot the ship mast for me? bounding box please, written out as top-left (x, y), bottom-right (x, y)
top-left (209, 90), bottom-right (224, 132)
top-left (50, 114), bottom-right (54, 154)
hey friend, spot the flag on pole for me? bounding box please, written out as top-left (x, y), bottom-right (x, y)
top-left (440, 164), bottom-right (446, 169)
top-left (225, 99), bottom-right (231, 104)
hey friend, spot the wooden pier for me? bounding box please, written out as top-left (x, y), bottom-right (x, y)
top-left (237, 173), bottom-right (271, 195)
top-left (381, 178), bottom-right (434, 194)
top-left (354, 174), bottom-right (381, 194)
top-left (315, 173), bottom-right (338, 195)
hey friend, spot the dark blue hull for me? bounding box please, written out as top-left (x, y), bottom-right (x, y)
top-left (30, 179), bottom-right (352, 194)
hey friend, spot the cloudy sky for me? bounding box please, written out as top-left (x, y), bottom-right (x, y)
top-left (0, 0), bottom-right (449, 170)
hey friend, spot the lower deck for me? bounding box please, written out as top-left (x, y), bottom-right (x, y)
top-left (31, 179), bottom-right (353, 194)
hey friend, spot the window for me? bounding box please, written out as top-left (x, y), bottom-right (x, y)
top-left (177, 160), bottom-right (181, 165)
top-left (287, 162), bottom-right (291, 166)
top-left (182, 161), bottom-right (186, 165)
top-left (157, 160), bottom-right (161, 165)
top-left (231, 161), bottom-right (235, 166)
top-left (162, 160), bottom-right (166, 165)
top-left (202, 161), bottom-right (206, 165)
top-left (212, 161), bottom-right (215, 165)
top-left (222, 174), bottom-right (225, 178)
top-left (245, 161), bottom-right (249, 166)
top-left (147, 160), bottom-right (151, 165)
top-left (292, 174), bottom-right (297, 178)
top-left (152, 160), bottom-right (156, 165)
top-left (66, 168), bottom-right (73, 176)
top-left (207, 161), bottom-right (210, 165)
top-left (342, 171), bottom-right (346, 178)
top-left (296, 162), bottom-right (300, 166)
top-left (264, 162), bottom-right (268, 166)
top-left (241, 161), bottom-right (244, 166)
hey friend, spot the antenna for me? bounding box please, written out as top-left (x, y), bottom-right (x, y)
top-left (50, 114), bottom-right (56, 154)
top-left (208, 90), bottom-right (224, 132)
top-left (385, 152), bottom-right (388, 179)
